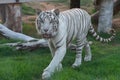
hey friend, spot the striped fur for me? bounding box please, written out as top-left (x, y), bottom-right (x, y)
top-left (89, 24), bottom-right (116, 42)
top-left (35, 8), bottom-right (116, 79)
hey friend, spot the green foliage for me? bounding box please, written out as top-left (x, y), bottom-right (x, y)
top-left (81, 0), bottom-right (93, 6)
top-left (0, 26), bottom-right (120, 80)
top-left (21, 4), bottom-right (36, 15)
top-left (55, 0), bottom-right (68, 3)
top-left (22, 23), bottom-right (40, 38)
top-left (0, 38), bottom-right (19, 44)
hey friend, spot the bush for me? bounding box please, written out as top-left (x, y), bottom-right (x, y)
top-left (22, 4), bottom-right (36, 15)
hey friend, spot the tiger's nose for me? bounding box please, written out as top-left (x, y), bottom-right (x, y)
top-left (44, 29), bottom-right (48, 32)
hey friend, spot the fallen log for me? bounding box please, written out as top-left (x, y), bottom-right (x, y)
top-left (0, 24), bottom-right (78, 51)
top-left (0, 24), bottom-right (36, 41)
top-left (0, 23), bottom-right (48, 50)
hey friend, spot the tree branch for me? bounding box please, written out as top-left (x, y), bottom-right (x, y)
top-left (3, 40), bottom-right (48, 51)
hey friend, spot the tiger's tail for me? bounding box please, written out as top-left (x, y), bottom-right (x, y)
top-left (89, 24), bottom-right (116, 42)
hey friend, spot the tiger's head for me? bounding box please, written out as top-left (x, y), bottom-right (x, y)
top-left (36, 9), bottom-right (60, 39)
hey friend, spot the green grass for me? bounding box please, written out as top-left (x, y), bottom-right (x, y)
top-left (0, 45), bottom-right (50, 80)
top-left (0, 23), bottom-right (120, 80)
top-left (0, 39), bottom-right (120, 80)
top-left (22, 23), bottom-right (41, 38)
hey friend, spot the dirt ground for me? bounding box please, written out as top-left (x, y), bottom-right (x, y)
top-left (22, 2), bottom-right (120, 29)
top-left (113, 18), bottom-right (120, 29)
top-left (22, 2), bottom-right (69, 23)
top-left (26, 2), bottom-right (69, 11)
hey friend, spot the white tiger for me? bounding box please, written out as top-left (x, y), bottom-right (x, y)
top-left (35, 8), bottom-right (115, 79)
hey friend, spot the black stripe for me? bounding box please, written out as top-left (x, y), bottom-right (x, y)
top-left (55, 33), bottom-right (66, 46)
top-left (56, 41), bottom-right (65, 49)
top-left (76, 48), bottom-right (82, 51)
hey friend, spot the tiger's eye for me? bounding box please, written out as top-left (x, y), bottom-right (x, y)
top-left (40, 19), bottom-right (44, 23)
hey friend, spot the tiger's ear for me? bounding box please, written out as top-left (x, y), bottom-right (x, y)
top-left (36, 9), bottom-right (42, 15)
top-left (53, 9), bottom-right (60, 16)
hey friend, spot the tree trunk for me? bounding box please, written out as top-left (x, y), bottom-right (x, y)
top-left (0, 4), bottom-right (6, 23)
top-left (97, 0), bottom-right (114, 33)
top-left (92, 0), bottom-right (120, 24)
top-left (93, 0), bottom-right (102, 10)
top-left (13, 4), bottom-right (22, 32)
top-left (70, 0), bottom-right (80, 9)
top-left (113, 0), bottom-right (120, 15)
top-left (3, 4), bottom-right (22, 33)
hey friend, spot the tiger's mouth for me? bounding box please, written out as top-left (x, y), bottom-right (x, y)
top-left (42, 34), bottom-right (52, 38)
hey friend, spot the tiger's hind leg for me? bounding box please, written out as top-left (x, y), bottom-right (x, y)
top-left (72, 39), bottom-right (85, 68)
top-left (84, 41), bottom-right (92, 61)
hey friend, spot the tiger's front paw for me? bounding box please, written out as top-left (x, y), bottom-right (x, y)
top-left (42, 71), bottom-right (51, 80)
top-left (56, 63), bottom-right (63, 71)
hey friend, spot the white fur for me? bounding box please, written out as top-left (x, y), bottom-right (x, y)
top-left (36, 9), bottom-right (92, 79)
